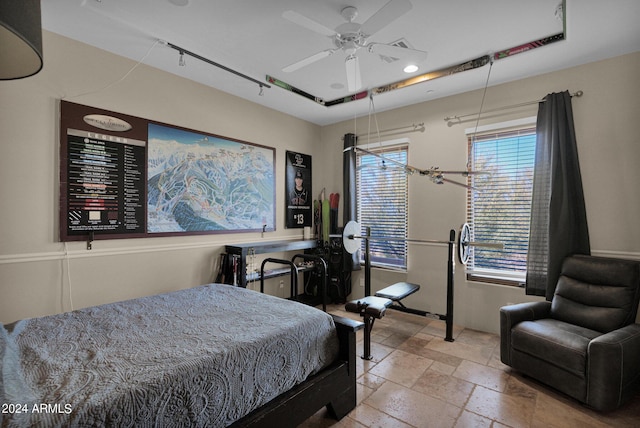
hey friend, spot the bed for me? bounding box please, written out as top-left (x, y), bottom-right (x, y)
top-left (0, 283), bottom-right (361, 427)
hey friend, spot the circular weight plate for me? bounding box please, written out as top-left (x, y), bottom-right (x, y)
top-left (458, 223), bottom-right (471, 264)
top-left (342, 220), bottom-right (362, 254)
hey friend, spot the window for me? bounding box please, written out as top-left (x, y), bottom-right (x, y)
top-left (466, 126), bottom-right (536, 285)
top-left (356, 143), bottom-right (408, 270)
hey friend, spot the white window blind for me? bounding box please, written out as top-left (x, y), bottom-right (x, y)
top-left (467, 128), bottom-right (536, 283)
top-left (356, 145), bottom-right (408, 269)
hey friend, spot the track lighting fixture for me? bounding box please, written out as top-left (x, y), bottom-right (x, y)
top-left (160, 40), bottom-right (270, 96)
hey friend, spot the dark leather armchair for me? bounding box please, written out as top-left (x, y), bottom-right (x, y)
top-left (500, 255), bottom-right (640, 411)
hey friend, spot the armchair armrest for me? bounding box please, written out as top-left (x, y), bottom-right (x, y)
top-left (500, 301), bottom-right (551, 327)
top-left (500, 301), bottom-right (551, 366)
top-left (587, 323), bottom-right (640, 411)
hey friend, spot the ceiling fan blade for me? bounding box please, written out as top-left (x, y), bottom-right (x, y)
top-left (345, 54), bottom-right (362, 92)
top-left (282, 10), bottom-right (336, 37)
top-left (360, 0), bottom-right (413, 37)
top-left (368, 43), bottom-right (428, 62)
top-left (283, 49), bottom-right (336, 72)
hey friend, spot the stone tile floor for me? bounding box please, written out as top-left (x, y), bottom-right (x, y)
top-left (299, 305), bottom-right (640, 428)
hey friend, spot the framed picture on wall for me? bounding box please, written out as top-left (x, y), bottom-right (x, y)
top-left (59, 100), bottom-right (276, 242)
top-left (285, 151), bottom-right (312, 228)
top-left (147, 123), bottom-right (276, 234)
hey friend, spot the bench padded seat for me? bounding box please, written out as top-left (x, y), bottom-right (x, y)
top-left (345, 296), bottom-right (392, 319)
top-left (375, 282), bottom-right (420, 301)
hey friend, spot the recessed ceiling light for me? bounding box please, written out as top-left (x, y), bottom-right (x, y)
top-left (404, 64), bottom-right (419, 73)
top-left (168, 0), bottom-right (189, 6)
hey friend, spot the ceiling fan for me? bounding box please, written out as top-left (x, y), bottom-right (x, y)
top-left (282, 0), bottom-right (428, 92)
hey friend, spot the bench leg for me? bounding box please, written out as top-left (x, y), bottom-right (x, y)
top-left (362, 314), bottom-right (376, 360)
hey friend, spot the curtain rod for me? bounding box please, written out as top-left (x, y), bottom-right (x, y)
top-left (444, 90), bottom-right (583, 125)
top-left (356, 123), bottom-right (425, 139)
top-left (160, 40), bottom-right (270, 90)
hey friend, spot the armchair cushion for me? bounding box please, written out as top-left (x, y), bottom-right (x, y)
top-left (512, 319), bottom-right (600, 377)
top-left (550, 255), bottom-right (640, 333)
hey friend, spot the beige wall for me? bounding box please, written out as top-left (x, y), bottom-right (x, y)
top-left (0, 32), bottom-right (320, 323)
top-left (1, 31), bottom-right (638, 333)
top-left (319, 52), bottom-right (640, 333)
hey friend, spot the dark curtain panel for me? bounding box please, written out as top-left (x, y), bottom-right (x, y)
top-left (526, 91), bottom-right (590, 299)
top-left (343, 133), bottom-right (360, 270)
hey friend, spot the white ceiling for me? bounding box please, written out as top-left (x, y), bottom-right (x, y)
top-left (41, 0), bottom-right (640, 126)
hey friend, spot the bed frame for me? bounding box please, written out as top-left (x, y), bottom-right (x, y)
top-left (231, 315), bottom-right (363, 427)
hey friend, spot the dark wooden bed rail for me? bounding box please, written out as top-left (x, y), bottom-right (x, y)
top-left (231, 315), bottom-right (363, 427)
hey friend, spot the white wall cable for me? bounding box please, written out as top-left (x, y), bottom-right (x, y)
top-left (62, 242), bottom-right (74, 312)
top-left (63, 39), bottom-right (160, 100)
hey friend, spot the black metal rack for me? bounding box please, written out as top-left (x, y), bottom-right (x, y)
top-left (224, 239), bottom-right (317, 288)
top-left (223, 238), bottom-right (351, 308)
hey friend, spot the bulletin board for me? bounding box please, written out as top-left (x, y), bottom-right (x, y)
top-left (59, 101), bottom-right (276, 242)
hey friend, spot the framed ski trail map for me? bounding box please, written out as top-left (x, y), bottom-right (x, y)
top-left (59, 101), bottom-right (276, 242)
top-left (147, 123), bottom-right (275, 234)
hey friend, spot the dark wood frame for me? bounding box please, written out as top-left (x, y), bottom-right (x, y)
top-left (231, 315), bottom-right (363, 427)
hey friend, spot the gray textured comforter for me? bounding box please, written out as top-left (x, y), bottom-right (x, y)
top-left (0, 284), bottom-right (339, 427)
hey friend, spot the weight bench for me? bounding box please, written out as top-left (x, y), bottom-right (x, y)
top-left (375, 282), bottom-right (426, 316)
top-left (345, 296), bottom-right (392, 360)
